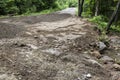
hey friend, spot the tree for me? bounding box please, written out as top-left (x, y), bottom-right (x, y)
top-left (95, 0), bottom-right (99, 16)
top-left (106, 0), bottom-right (120, 32)
top-left (78, 0), bottom-right (84, 17)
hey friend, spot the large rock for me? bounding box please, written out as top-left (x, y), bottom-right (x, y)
top-left (100, 56), bottom-right (114, 63)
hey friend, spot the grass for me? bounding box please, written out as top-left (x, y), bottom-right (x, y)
top-left (23, 8), bottom-right (60, 16)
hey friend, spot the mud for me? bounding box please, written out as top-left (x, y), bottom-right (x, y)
top-left (0, 9), bottom-right (120, 80)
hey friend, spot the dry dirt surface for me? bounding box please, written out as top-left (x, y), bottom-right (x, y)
top-left (0, 11), bottom-right (120, 80)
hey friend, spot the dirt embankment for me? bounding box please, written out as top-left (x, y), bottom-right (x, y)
top-left (0, 11), bottom-right (120, 80)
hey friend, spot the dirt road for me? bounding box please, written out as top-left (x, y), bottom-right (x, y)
top-left (0, 9), bottom-right (120, 80)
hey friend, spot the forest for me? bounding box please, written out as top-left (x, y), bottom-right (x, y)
top-left (0, 0), bottom-right (120, 80)
top-left (0, 0), bottom-right (120, 31)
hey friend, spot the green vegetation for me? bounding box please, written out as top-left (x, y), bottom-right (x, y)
top-left (82, 0), bottom-right (120, 32)
top-left (0, 0), bottom-right (119, 32)
top-left (0, 0), bottom-right (78, 16)
top-left (56, 0), bottom-right (78, 9)
top-left (0, 0), bottom-right (57, 15)
top-left (89, 16), bottom-right (107, 30)
top-left (89, 15), bottom-right (120, 32)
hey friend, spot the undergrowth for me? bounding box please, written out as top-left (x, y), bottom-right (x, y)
top-left (0, 0), bottom-right (78, 18)
top-left (88, 16), bottom-right (120, 42)
top-left (89, 16), bottom-right (120, 33)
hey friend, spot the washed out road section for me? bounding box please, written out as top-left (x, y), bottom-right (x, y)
top-left (0, 8), bottom-right (113, 80)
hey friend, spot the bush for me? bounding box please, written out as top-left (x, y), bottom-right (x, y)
top-left (89, 16), bottom-right (107, 30)
top-left (0, 0), bottom-right (58, 15)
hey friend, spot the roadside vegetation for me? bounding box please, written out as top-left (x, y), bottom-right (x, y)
top-left (0, 0), bottom-right (120, 32)
top-left (0, 0), bottom-right (77, 16)
top-left (82, 0), bottom-right (120, 33)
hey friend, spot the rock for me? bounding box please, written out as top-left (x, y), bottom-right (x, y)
top-left (90, 50), bottom-right (102, 58)
top-left (98, 42), bottom-right (107, 51)
top-left (61, 55), bottom-right (77, 62)
top-left (111, 38), bottom-right (117, 43)
top-left (26, 32), bottom-right (32, 36)
top-left (113, 64), bottom-right (120, 71)
top-left (100, 56), bottom-right (114, 63)
top-left (34, 36), bottom-right (39, 39)
top-left (83, 54), bottom-right (91, 59)
top-left (87, 59), bottom-right (103, 68)
top-left (14, 43), bottom-right (26, 47)
top-left (115, 60), bottom-right (120, 65)
top-left (26, 44), bottom-right (38, 50)
top-left (83, 73), bottom-right (92, 80)
top-left (117, 53), bottom-right (120, 56)
top-left (86, 73), bottom-right (92, 78)
top-left (112, 73), bottom-right (120, 80)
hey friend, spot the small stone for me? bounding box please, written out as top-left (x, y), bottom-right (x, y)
top-left (61, 55), bottom-right (77, 62)
top-left (14, 43), bottom-right (26, 47)
top-left (111, 38), bottom-right (117, 43)
top-left (83, 54), bottom-right (91, 59)
top-left (87, 59), bottom-right (103, 68)
top-left (34, 36), bottom-right (39, 39)
top-left (26, 32), bottom-right (32, 36)
top-left (98, 42), bottom-right (107, 51)
top-left (115, 60), bottom-right (120, 65)
top-left (117, 53), bottom-right (120, 56)
top-left (26, 44), bottom-right (38, 49)
top-left (77, 77), bottom-right (81, 80)
top-left (100, 56), bottom-right (114, 63)
top-left (20, 44), bottom-right (26, 47)
top-left (83, 73), bottom-right (92, 79)
top-left (113, 64), bottom-right (120, 71)
top-left (86, 73), bottom-right (92, 78)
top-left (83, 51), bottom-right (89, 54)
top-left (61, 71), bottom-right (65, 73)
top-left (112, 73), bottom-right (120, 80)
top-left (90, 50), bottom-right (102, 58)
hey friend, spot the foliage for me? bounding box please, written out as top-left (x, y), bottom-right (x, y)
top-left (0, 0), bottom-right (78, 16)
top-left (89, 15), bottom-right (120, 33)
top-left (89, 16), bottom-right (107, 30)
top-left (56, 0), bottom-right (77, 9)
top-left (83, 0), bottom-right (120, 32)
top-left (0, 0), bottom-right (58, 15)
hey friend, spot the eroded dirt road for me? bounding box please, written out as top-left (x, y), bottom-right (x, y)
top-left (0, 9), bottom-right (120, 80)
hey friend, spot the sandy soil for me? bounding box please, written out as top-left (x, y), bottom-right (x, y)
top-left (0, 10), bottom-right (120, 80)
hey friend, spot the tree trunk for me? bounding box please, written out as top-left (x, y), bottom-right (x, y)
top-left (78, 0), bottom-right (84, 17)
top-left (106, 0), bottom-right (120, 32)
top-left (95, 0), bottom-right (99, 16)
top-left (78, 0), bottom-right (80, 16)
top-left (114, 12), bottom-right (118, 27)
